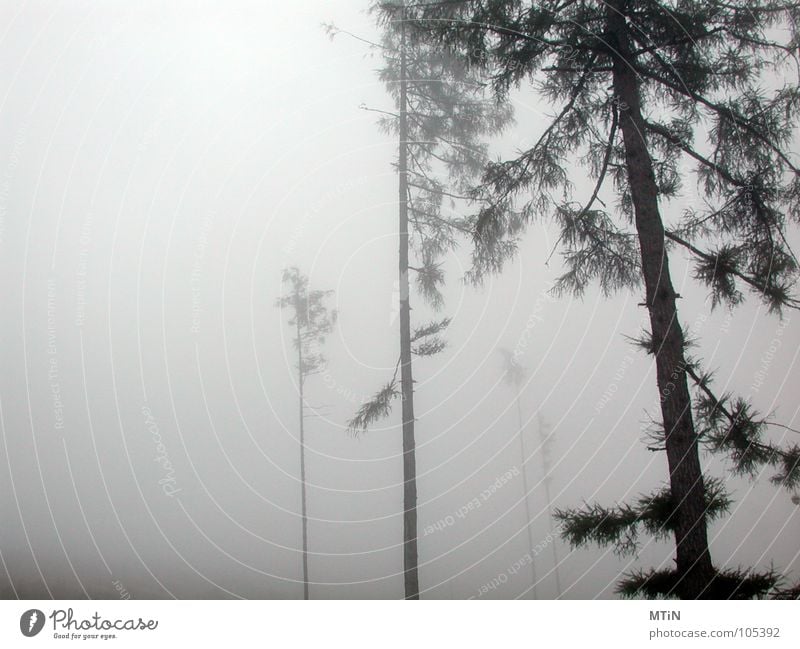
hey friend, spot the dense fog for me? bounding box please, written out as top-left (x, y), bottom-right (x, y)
top-left (0, 0), bottom-right (798, 599)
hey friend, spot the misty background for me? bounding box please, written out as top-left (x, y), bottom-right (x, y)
top-left (0, 0), bottom-right (797, 599)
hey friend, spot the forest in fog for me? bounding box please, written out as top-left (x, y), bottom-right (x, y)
top-left (0, 0), bottom-right (799, 600)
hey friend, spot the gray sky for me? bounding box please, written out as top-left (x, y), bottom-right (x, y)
top-left (0, 1), bottom-right (798, 600)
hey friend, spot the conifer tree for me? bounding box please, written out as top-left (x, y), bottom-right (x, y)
top-left (498, 351), bottom-right (563, 597)
top-left (498, 349), bottom-right (539, 597)
top-left (332, 1), bottom-right (509, 598)
top-left (386, 0), bottom-right (800, 598)
top-left (276, 267), bottom-right (337, 600)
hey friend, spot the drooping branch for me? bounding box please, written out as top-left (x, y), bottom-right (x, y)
top-left (684, 360), bottom-right (800, 489)
top-left (575, 101), bottom-right (618, 223)
top-left (347, 357), bottom-right (402, 436)
top-left (635, 60), bottom-right (800, 175)
top-left (666, 230), bottom-right (800, 311)
top-left (555, 478), bottom-right (731, 557)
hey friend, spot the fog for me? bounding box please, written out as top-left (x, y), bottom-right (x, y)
top-left (0, 1), bottom-right (798, 600)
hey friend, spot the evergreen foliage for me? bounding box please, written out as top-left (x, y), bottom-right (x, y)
top-left (555, 478), bottom-right (731, 556)
top-left (384, 0), bottom-right (800, 598)
top-left (275, 267), bottom-right (337, 379)
top-left (338, 4), bottom-right (505, 431)
top-left (275, 267), bottom-right (337, 599)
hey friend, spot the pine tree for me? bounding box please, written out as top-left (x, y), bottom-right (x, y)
top-left (392, 0), bottom-right (800, 598)
top-left (497, 349), bottom-right (539, 597)
top-left (498, 351), bottom-right (563, 598)
top-left (332, 1), bottom-right (509, 599)
top-left (275, 267), bottom-right (337, 600)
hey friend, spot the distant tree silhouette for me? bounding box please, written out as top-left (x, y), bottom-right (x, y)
top-left (276, 267), bottom-right (337, 600)
top-left (497, 348), bottom-right (539, 597)
top-left (537, 412), bottom-right (563, 598)
top-left (498, 350), bottom-right (563, 598)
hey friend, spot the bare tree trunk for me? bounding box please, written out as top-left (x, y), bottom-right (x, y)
top-left (398, 14), bottom-right (420, 600)
top-left (296, 317), bottom-right (310, 601)
top-left (607, 0), bottom-right (715, 599)
top-left (538, 413), bottom-right (562, 598)
top-left (515, 395), bottom-right (538, 598)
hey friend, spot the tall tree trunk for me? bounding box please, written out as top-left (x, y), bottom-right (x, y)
top-left (296, 317), bottom-right (310, 601)
top-left (398, 13), bottom-right (420, 600)
top-left (607, 1), bottom-right (715, 599)
top-left (515, 394), bottom-right (538, 598)
top-left (538, 413), bottom-right (562, 598)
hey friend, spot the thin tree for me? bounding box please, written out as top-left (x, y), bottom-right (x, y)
top-left (276, 267), bottom-right (337, 600)
top-left (335, 2), bottom-right (508, 599)
top-left (390, 0), bottom-right (800, 598)
top-left (537, 412), bottom-right (563, 598)
top-left (498, 351), bottom-right (563, 597)
top-left (397, 14), bottom-right (419, 599)
top-left (497, 348), bottom-right (539, 598)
